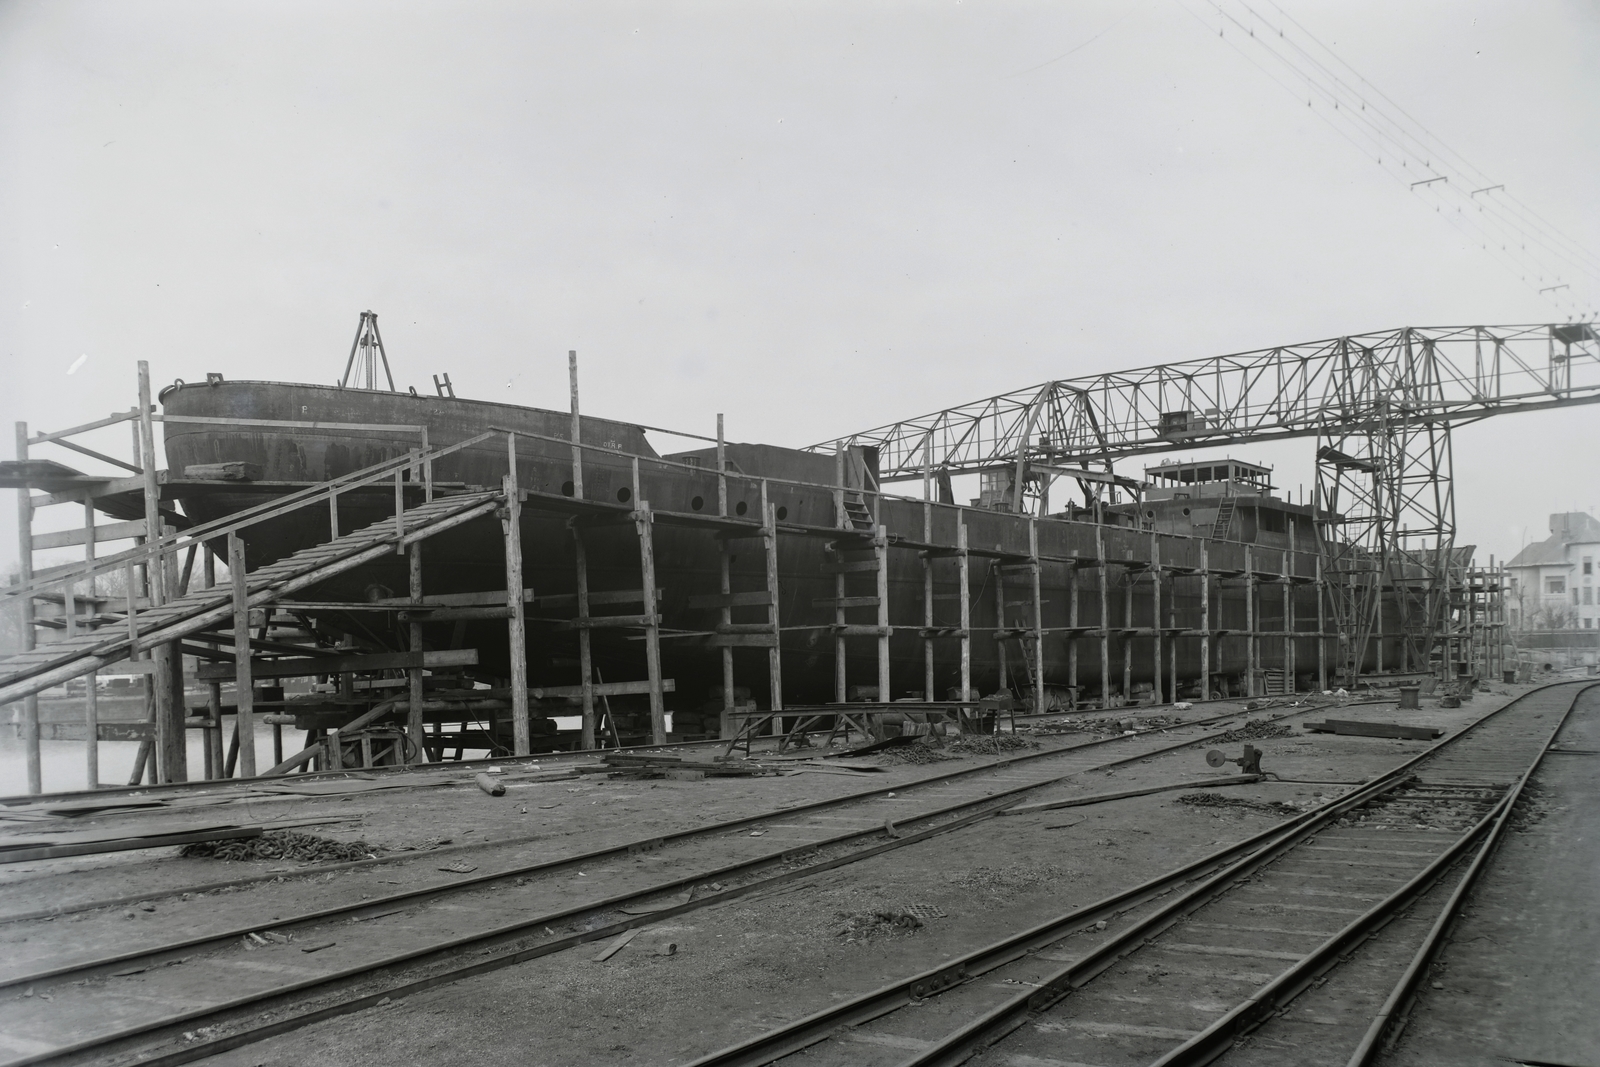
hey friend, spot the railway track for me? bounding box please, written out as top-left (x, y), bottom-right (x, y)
top-left (0, 699), bottom-right (1294, 927)
top-left (0, 700), bottom-right (1292, 927)
top-left (683, 680), bottom-right (1592, 1067)
top-left (0, 701), bottom-right (1336, 1067)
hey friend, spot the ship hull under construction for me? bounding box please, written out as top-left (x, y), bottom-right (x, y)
top-left (160, 379), bottom-right (1403, 716)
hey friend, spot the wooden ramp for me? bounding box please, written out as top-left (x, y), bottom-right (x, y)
top-left (0, 490), bottom-right (501, 706)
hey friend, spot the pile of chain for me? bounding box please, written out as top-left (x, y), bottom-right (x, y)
top-left (877, 742), bottom-right (954, 765)
top-left (180, 830), bottom-right (379, 863)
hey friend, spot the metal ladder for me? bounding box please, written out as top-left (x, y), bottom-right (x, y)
top-left (1211, 497), bottom-right (1237, 540)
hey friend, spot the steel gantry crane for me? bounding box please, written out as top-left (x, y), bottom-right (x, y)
top-left (816, 323), bottom-right (1600, 686)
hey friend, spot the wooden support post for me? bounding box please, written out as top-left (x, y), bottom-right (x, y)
top-left (163, 522), bottom-right (188, 781)
top-left (1068, 556), bottom-right (1079, 703)
top-left (994, 564), bottom-right (1008, 695)
top-left (14, 421), bottom-right (40, 795)
top-left (568, 350), bottom-right (584, 499)
top-left (123, 558), bottom-right (152, 786)
top-left (1095, 525), bottom-right (1110, 709)
top-left (1151, 534), bottom-right (1162, 706)
top-left (228, 533), bottom-right (256, 778)
top-left (393, 468), bottom-right (405, 552)
top-left (923, 502), bottom-right (934, 702)
top-left (408, 542), bottom-right (428, 763)
top-left (574, 524), bottom-right (596, 749)
top-left (504, 440), bottom-right (531, 756)
top-left (1245, 546), bottom-right (1257, 697)
top-left (1198, 542), bottom-right (1211, 700)
top-left (834, 446), bottom-right (847, 704)
top-left (137, 363), bottom-right (185, 784)
top-left (1030, 520), bottom-right (1044, 715)
top-left (636, 502), bottom-right (666, 744)
top-left (717, 534), bottom-right (734, 739)
top-left (204, 542), bottom-right (223, 779)
top-left (83, 498), bottom-right (99, 788)
top-left (1375, 572), bottom-right (1384, 675)
top-left (958, 517), bottom-right (971, 702)
top-left (876, 523), bottom-right (890, 701)
top-left (716, 414), bottom-right (728, 516)
top-left (764, 488), bottom-right (783, 716)
top-left (329, 490), bottom-right (340, 542)
top-left (1282, 548), bottom-right (1293, 693)
top-left (1168, 568), bottom-right (1178, 701)
top-left (1122, 551), bottom-right (1134, 704)
top-left (718, 415), bottom-right (733, 734)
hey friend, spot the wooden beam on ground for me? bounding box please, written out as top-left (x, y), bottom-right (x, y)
top-left (0, 825), bottom-right (263, 865)
top-left (1303, 719), bottom-right (1443, 740)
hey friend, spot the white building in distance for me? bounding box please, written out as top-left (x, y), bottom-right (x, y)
top-left (1506, 512), bottom-right (1600, 630)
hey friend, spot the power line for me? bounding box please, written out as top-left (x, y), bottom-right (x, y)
top-left (1176, 0), bottom-right (1600, 318)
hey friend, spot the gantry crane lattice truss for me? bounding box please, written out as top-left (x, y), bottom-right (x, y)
top-left (815, 323), bottom-right (1600, 685)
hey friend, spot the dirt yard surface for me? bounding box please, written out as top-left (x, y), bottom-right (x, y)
top-left (1389, 683), bottom-right (1600, 1067)
top-left (0, 686), bottom-right (1543, 1066)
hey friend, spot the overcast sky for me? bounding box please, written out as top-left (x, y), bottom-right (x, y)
top-left (2, 0), bottom-right (1597, 571)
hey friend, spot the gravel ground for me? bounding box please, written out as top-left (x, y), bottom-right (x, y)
top-left (0, 687), bottom-right (1546, 1067)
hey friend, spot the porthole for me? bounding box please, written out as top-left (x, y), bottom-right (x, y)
top-left (776, 506), bottom-right (788, 520)
top-left (1182, 507), bottom-right (1191, 517)
top-left (561, 480), bottom-right (575, 497)
top-left (735, 501), bottom-right (748, 516)
top-left (617, 487), bottom-right (632, 503)
top-left (691, 495), bottom-right (704, 511)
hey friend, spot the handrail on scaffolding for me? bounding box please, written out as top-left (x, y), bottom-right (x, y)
top-left (5, 429), bottom-right (502, 605)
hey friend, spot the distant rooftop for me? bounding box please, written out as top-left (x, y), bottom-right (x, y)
top-left (1506, 511), bottom-right (1600, 568)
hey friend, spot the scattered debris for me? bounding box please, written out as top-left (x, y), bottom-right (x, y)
top-left (1176, 793), bottom-right (1299, 816)
top-left (475, 773), bottom-right (507, 797)
top-left (391, 837), bottom-right (453, 852)
top-left (834, 908), bottom-right (925, 943)
top-left (948, 864), bottom-right (1077, 900)
top-left (299, 941), bottom-right (337, 953)
top-left (948, 734), bottom-right (1038, 756)
top-left (180, 831), bottom-right (378, 864)
top-left (591, 929), bottom-right (640, 962)
top-left (437, 862), bottom-right (478, 874)
top-left (1031, 715), bottom-right (1187, 736)
top-left (1213, 722), bottom-right (1294, 743)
